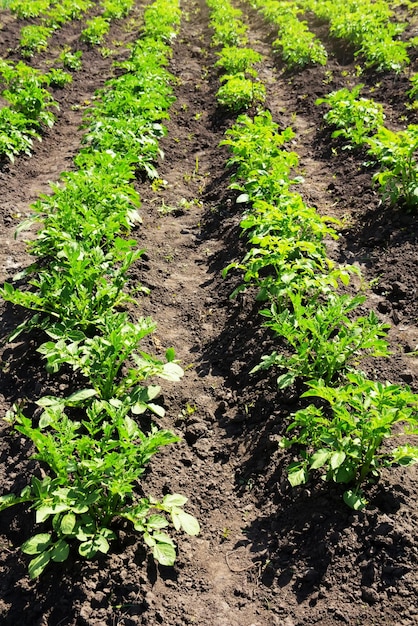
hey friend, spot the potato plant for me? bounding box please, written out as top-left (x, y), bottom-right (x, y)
top-left (318, 87), bottom-right (418, 210)
top-left (301, 0), bottom-right (410, 72)
top-left (248, 0), bottom-right (327, 69)
top-left (0, 59), bottom-right (58, 160)
top-left (218, 57), bottom-right (417, 507)
top-left (0, 0), bottom-right (199, 578)
top-left (316, 84), bottom-right (385, 148)
top-left (281, 374), bottom-right (418, 510)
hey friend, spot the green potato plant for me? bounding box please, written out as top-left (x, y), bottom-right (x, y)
top-left (1, 395), bottom-right (198, 578)
top-left (20, 25), bottom-right (53, 57)
top-left (316, 84), bottom-right (385, 148)
top-left (367, 124), bottom-right (418, 211)
top-left (81, 16), bottom-right (110, 45)
top-left (8, 0), bottom-right (52, 18)
top-left (58, 48), bottom-right (83, 71)
top-left (215, 46), bottom-right (262, 74)
top-left (216, 73), bottom-right (266, 112)
top-left (37, 313), bottom-right (183, 405)
top-left (253, 292), bottom-right (390, 388)
top-left (281, 373), bottom-right (418, 509)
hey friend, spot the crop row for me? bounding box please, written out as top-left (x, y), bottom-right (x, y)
top-left (208, 0), bottom-right (418, 510)
top-left (317, 85), bottom-right (418, 210)
top-left (2, 0), bottom-right (134, 58)
top-left (247, 0), bottom-right (327, 69)
top-left (206, 0), bottom-right (266, 111)
top-left (0, 58), bottom-right (59, 161)
top-left (0, 0), bottom-right (199, 579)
top-left (244, 0), bottom-right (416, 74)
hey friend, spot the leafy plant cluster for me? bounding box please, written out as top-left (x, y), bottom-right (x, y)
top-left (0, 0), bottom-right (199, 579)
top-left (8, 0), bottom-right (53, 19)
top-left (247, 0), bottom-right (327, 69)
top-left (80, 0), bottom-right (135, 46)
top-left (16, 0), bottom-right (93, 57)
top-left (221, 109), bottom-right (418, 508)
top-left (300, 0), bottom-right (410, 72)
top-left (207, 0), bottom-right (266, 111)
top-left (0, 58), bottom-right (59, 161)
top-left (408, 73), bottom-right (418, 103)
top-left (318, 85), bottom-right (418, 210)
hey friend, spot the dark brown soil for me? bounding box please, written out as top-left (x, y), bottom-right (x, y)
top-left (0, 1), bottom-right (417, 625)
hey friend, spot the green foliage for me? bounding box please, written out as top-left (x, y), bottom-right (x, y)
top-left (0, 60), bottom-right (58, 160)
top-left (216, 74), bottom-right (266, 112)
top-left (46, 68), bottom-right (73, 88)
top-left (0, 108), bottom-right (37, 162)
top-left (253, 293), bottom-right (389, 387)
top-left (102, 0), bottom-right (134, 19)
top-left (58, 48), bottom-right (83, 71)
top-left (408, 73), bottom-right (418, 101)
top-left (1, 396), bottom-right (198, 577)
top-left (221, 111), bottom-right (301, 204)
top-left (0, 0), bottom-right (198, 578)
top-left (316, 84), bottom-right (385, 148)
top-left (207, 0), bottom-right (248, 46)
top-left (273, 13), bottom-right (327, 68)
top-left (215, 46), bottom-right (262, 75)
top-left (81, 16), bottom-right (110, 46)
top-left (367, 125), bottom-right (418, 210)
top-left (281, 373), bottom-right (418, 509)
top-left (303, 0), bottom-right (409, 72)
top-left (224, 196), bottom-right (354, 302)
top-left (38, 314), bottom-right (183, 403)
top-left (20, 25), bottom-right (53, 57)
top-left (9, 0), bottom-right (52, 18)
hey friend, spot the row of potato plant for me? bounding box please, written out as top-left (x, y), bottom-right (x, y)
top-left (317, 84), bottom-right (418, 210)
top-left (205, 8), bottom-right (418, 508)
top-left (0, 58), bottom-right (59, 161)
top-left (206, 0), bottom-right (266, 111)
top-left (222, 111), bottom-right (418, 509)
top-left (6, 0), bottom-right (55, 19)
top-left (3, 0), bottom-right (133, 58)
top-left (81, 0), bottom-right (135, 46)
top-left (0, 0), bottom-right (199, 579)
top-left (246, 0), bottom-right (327, 69)
top-left (15, 0), bottom-right (93, 58)
top-left (299, 0), bottom-right (414, 73)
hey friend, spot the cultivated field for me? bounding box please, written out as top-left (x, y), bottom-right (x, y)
top-left (0, 0), bottom-right (417, 624)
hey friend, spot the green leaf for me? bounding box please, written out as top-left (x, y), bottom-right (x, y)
top-left (95, 534), bottom-right (111, 554)
top-left (161, 362), bottom-right (184, 381)
top-left (330, 451), bottom-right (346, 470)
top-left (165, 347), bottom-right (175, 361)
top-left (36, 503), bottom-right (69, 523)
top-left (51, 539), bottom-right (69, 562)
top-left (162, 493), bottom-right (188, 508)
top-left (66, 389), bottom-right (97, 403)
top-left (310, 450), bottom-right (330, 470)
top-left (236, 193), bottom-right (249, 203)
top-left (36, 395), bottom-right (63, 408)
top-left (343, 489), bottom-right (367, 511)
top-left (0, 493), bottom-right (25, 511)
top-left (147, 514), bottom-right (169, 530)
top-left (277, 373), bottom-right (295, 389)
top-left (60, 512), bottom-right (76, 535)
top-left (288, 467), bottom-right (308, 487)
top-left (78, 539), bottom-right (97, 558)
top-left (147, 403), bottom-right (166, 417)
top-left (22, 533), bottom-right (52, 555)
top-left (153, 542), bottom-right (176, 566)
top-left (172, 510), bottom-right (200, 536)
top-left (28, 550), bottom-right (51, 579)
